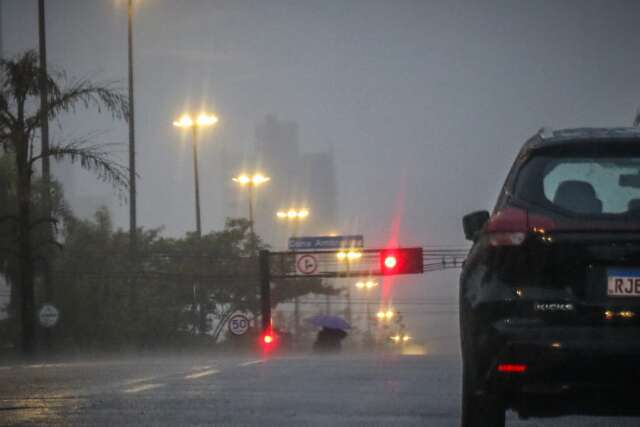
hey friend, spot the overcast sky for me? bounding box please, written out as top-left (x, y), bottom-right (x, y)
top-left (4, 0), bottom-right (640, 347)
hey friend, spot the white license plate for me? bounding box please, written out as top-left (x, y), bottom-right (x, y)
top-left (608, 268), bottom-right (640, 297)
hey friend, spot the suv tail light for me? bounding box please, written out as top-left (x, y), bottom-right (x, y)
top-left (486, 207), bottom-right (555, 247)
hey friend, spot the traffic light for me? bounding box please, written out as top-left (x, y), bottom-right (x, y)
top-left (380, 247), bottom-right (423, 275)
top-left (260, 329), bottom-right (277, 353)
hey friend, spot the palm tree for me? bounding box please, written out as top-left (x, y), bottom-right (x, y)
top-left (0, 50), bottom-right (129, 354)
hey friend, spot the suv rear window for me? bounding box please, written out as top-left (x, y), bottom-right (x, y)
top-left (514, 146), bottom-right (640, 216)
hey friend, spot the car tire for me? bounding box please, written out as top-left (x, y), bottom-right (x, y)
top-left (461, 360), bottom-right (506, 427)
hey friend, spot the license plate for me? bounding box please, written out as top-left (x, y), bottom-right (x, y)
top-left (607, 268), bottom-right (640, 297)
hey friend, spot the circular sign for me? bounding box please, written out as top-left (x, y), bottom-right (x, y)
top-left (38, 304), bottom-right (59, 328)
top-left (296, 254), bottom-right (318, 275)
top-left (228, 314), bottom-right (250, 336)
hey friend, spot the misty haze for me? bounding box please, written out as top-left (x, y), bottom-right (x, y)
top-left (1, 1), bottom-right (640, 426)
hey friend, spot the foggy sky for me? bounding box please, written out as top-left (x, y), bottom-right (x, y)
top-left (3, 0), bottom-right (640, 348)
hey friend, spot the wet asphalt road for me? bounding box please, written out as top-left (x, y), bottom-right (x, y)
top-left (0, 352), bottom-right (638, 426)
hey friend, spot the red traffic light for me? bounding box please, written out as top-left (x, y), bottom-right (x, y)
top-left (384, 255), bottom-right (398, 269)
top-left (263, 334), bottom-right (273, 344)
top-left (380, 247), bottom-right (423, 275)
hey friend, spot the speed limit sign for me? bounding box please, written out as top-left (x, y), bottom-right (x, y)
top-left (228, 314), bottom-right (250, 336)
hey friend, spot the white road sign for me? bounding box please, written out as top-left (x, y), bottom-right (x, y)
top-left (296, 254), bottom-right (318, 275)
top-left (38, 304), bottom-right (59, 328)
top-left (228, 314), bottom-right (250, 335)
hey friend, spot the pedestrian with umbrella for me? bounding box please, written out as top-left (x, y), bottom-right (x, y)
top-left (307, 315), bottom-right (351, 352)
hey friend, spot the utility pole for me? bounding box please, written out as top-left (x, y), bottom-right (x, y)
top-left (127, 0), bottom-right (137, 252)
top-left (38, 0), bottom-right (55, 353)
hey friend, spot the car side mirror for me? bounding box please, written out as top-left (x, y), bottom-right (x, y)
top-left (462, 210), bottom-right (490, 241)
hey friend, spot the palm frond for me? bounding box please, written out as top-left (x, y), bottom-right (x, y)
top-left (30, 139), bottom-right (130, 192)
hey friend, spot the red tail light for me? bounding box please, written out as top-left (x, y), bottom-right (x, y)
top-left (486, 207), bottom-right (555, 246)
top-left (497, 363), bottom-right (527, 373)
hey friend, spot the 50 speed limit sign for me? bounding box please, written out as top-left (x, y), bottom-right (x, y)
top-left (228, 314), bottom-right (250, 336)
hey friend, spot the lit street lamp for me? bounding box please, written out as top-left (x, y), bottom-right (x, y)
top-left (355, 280), bottom-right (378, 333)
top-left (173, 112), bottom-right (219, 238)
top-left (376, 308), bottom-right (395, 321)
top-left (173, 112), bottom-right (218, 337)
top-left (336, 249), bottom-right (362, 325)
top-left (233, 173), bottom-right (270, 237)
top-left (276, 207), bottom-right (310, 338)
top-left (276, 208), bottom-right (310, 220)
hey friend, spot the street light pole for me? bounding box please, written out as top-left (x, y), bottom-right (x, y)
top-left (173, 112), bottom-right (218, 336)
top-left (191, 126), bottom-right (202, 238)
top-left (127, 0), bottom-right (137, 252)
top-left (233, 173), bottom-right (270, 252)
top-left (248, 182), bottom-right (254, 237)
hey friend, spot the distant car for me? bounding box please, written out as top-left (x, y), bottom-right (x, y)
top-left (459, 128), bottom-right (640, 426)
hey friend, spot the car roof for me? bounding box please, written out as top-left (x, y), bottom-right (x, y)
top-left (521, 127), bottom-right (640, 154)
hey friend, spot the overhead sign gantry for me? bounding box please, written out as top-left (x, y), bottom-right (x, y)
top-left (258, 247), bottom-right (425, 338)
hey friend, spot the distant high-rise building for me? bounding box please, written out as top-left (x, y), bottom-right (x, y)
top-left (300, 151), bottom-right (338, 236)
top-left (220, 115), bottom-right (339, 248)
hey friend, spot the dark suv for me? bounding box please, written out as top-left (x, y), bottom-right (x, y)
top-left (460, 128), bottom-right (640, 426)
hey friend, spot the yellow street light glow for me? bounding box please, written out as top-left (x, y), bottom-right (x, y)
top-left (298, 209), bottom-right (310, 218)
top-left (196, 113), bottom-right (218, 126)
top-left (385, 310), bottom-right (394, 320)
top-left (251, 174), bottom-right (270, 185)
top-left (336, 251), bottom-right (347, 261)
top-left (391, 335), bottom-right (401, 343)
top-left (287, 210), bottom-right (297, 218)
top-left (233, 175), bottom-right (251, 185)
top-left (173, 113), bottom-right (218, 128)
top-left (173, 114), bottom-right (193, 128)
top-left (365, 281), bottom-right (378, 289)
top-left (233, 173), bottom-right (270, 186)
top-left (355, 281), bottom-right (365, 289)
top-left (276, 211), bottom-right (287, 219)
top-left (402, 335), bottom-right (411, 342)
top-left (376, 311), bottom-right (385, 319)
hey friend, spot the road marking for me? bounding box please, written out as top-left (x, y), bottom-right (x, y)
top-left (239, 360), bottom-right (264, 367)
top-left (0, 366), bottom-right (12, 370)
top-left (184, 369), bottom-right (219, 380)
top-left (123, 383), bottom-right (165, 393)
top-left (122, 376), bottom-right (159, 386)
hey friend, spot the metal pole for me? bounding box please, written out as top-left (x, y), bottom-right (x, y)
top-left (192, 127), bottom-right (202, 238)
top-left (366, 294), bottom-right (371, 334)
top-left (127, 0), bottom-right (137, 253)
top-left (248, 183), bottom-right (255, 236)
top-left (38, 0), bottom-right (50, 187)
top-left (259, 250), bottom-right (271, 333)
top-left (38, 0), bottom-right (54, 351)
top-left (345, 262), bottom-right (351, 324)
top-left (292, 221), bottom-right (299, 337)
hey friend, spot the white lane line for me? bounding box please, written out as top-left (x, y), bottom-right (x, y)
top-left (122, 376), bottom-right (159, 386)
top-left (0, 366), bottom-right (12, 370)
top-left (184, 369), bottom-right (219, 380)
top-left (239, 360), bottom-right (264, 367)
top-left (123, 383), bottom-right (165, 393)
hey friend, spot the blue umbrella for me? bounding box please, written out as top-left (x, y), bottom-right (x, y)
top-left (307, 314), bottom-right (351, 331)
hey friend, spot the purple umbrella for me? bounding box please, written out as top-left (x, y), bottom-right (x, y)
top-left (307, 314), bottom-right (351, 331)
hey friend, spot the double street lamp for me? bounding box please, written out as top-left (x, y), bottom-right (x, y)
top-left (173, 112), bottom-right (219, 238)
top-left (276, 207), bottom-right (310, 337)
top-left (355, 280), bottom-right (378, 333)
top-left (232, 173), bottom-right (270, 238)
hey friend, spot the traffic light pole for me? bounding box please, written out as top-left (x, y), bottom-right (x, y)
top-left (259, 250), bottom-right (271, 333)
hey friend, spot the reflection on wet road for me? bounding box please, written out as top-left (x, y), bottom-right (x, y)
top-left (0, 353), bottom-right (637, 426)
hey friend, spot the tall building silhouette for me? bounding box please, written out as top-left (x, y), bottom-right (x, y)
top-left (221, 115), bottom-right (338, 248)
